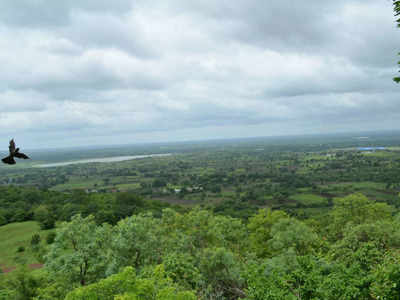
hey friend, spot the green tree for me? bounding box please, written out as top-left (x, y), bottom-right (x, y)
top-left (35, 280), bottom-right (71, 300)
top-left (65, 266), bottom-right (137, 300)
top-left (45, 214), bottom-right (112, 286)
top-left (60, 203), bottom-right (80, 221)
top-left (198, 247), bottom-right (245, 299)
top-left (395, 0), bottom-right (400, 83)
top-left (114, 192), bottom-right (145, 219)
top-left (153, 178), bottom-right (167, 188)
top-left (106, 213), bottom-right (162, 275)
top-left (30, 234), bottom-right (41, 246)
top-left (0, 209), bottom-right (6, 226)
top-left (45, 232), bottom-right (56, 245)
top-left (329, 221), bottom-right (400, 272)
top-left (247, 208), bottom-right (288, 257)
top-left (245, 253), bottom-right (364, 300)
top-left (268, 218), bottom-right (320, 256)
top-left (163, 252), bottom-right (202, 290)
top-left (33, 205), bottom-right (55, 230)
top-left (370, 250), bottom-right (400, 299)
top-left (4, 266), bottom-right (40, 300)
top-left (64, 266), bottom-right (196, 300)
top-left (328, 193), bottom-right (394, 240)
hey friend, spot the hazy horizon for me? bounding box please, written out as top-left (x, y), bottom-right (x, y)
top-left (5, 129), bottom-right (397, 152)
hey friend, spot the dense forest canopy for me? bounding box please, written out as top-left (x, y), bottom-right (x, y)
top-left (1, 193), bottom-right (400, 299)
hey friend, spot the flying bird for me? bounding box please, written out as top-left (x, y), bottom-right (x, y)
top-left (2, 139), bottom-right (29, 165)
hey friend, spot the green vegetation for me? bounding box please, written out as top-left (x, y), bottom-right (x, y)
top-left (2, 133), bottom-right (400, 225)
top-left (2, 134), bottom-right (400, 298)
top-left (0, 221), bottom-right (52, 269)
top-left (289, 194), bottom-right (328, 207)
top-left (2, 194), bottom-right (400, 299)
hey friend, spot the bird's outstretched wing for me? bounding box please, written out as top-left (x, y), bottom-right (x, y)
top-left (2, 156), bottom-right (16, 164)
top-left (14, 152), bottom-right (29, 159)
top-left (9, 139), bottom-right (15, 154)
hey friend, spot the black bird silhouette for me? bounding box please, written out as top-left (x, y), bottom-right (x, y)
top-left (2, 139), bottom-right (29, 165)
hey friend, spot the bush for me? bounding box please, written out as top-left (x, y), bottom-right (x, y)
top-left (17, 246), bottom-right (25, 253)
top-left (34, 205), bottom-right (56, 230)
top-left (46, 232), bottom-right (56, 245)
top-left (31, 234), bottom-right (41, 246)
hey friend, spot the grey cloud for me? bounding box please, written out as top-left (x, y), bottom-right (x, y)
top-left (164, 0), bottom-right (398, 67)
top-left (0, 37), bottom-right (166, 100)
top-left (0, 0), bottom-right (398, 148)
top-left (0, 0), bottom-right (133, 28)
top-left (161, 1), bottom-right (347, 47)
top-left (0, 90), bottom-right (47, 112)
top-left (62, 12), bottom-right (157, 58)
top-left (263, 67), bottom-right (398, 98)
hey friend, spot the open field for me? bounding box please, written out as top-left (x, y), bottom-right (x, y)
top-left (2, 132), bottom-right (400, 226)
top-left (289, 194), bottom-right (329, 207)
top-left (0, 221), bottom-right (53, 272)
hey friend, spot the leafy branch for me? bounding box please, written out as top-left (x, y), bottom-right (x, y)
top-left (394, 0), bottom-right (400, 83)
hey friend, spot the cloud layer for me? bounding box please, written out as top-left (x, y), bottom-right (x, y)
top-left (0, 1), bottom-right (399, 148)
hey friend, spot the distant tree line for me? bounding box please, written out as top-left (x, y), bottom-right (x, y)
top-left (0, 186), bottom-right (183, 229)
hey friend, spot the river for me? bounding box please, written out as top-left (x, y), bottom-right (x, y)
top-left (34, 153), bottom-right (172, 168)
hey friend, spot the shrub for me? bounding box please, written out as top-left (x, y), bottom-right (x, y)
top-left (31, 234), bottom-right (41, 246)
top-left (46, 232), bottom-right (56, 245)
top-left (34, 205), bottom-right (56, 230)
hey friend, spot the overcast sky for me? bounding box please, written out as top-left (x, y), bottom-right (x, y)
top-left (0, 0), bottom-right (399, 149)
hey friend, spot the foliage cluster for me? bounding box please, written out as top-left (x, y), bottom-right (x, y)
top-left (1, 193), bottom-right (400, 299)
top-left (0, 186), bottom-right (180, 228)
top-left (3, 144), bottom-right (400, 228)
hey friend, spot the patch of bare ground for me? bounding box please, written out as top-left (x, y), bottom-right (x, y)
top-left (0, 263), bottom-right (43, 274)
top-left (151, 196), bottom-right (198, 206)
top-left (1, 265), bottom-right (16, 273)
top-left (28, 263), bottom-right (43, 270)
top-left (373, 189), bottom-right (397, 195)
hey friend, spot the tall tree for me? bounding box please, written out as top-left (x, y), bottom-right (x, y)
top-left (45, 214), bottom-right (112, 286)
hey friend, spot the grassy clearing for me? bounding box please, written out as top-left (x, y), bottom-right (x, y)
top-left (221, 190), bottom-right (236, 198)
top-left (317, 183), bottom-right (395, 200)
top-left (303, 154), bottom-right (331, 161)
top-left (364, 190), bottom-right (398, 202)
top-left (50, 179), bottom-right (104, 191)
top-left (295, 207), bottom-right (332, 220)
top-left (363, 151), bottom-right (397, 158)
top-left (115, 183), bottom-right (141, 190)
top-left (290, 194), bottom-right (329, 207)
top-left (351, 182), bottom-right (387, 190)
top-left (0, 221), bottom-right (53, 270)
top-left (319, 182), bottom-right (387, 191)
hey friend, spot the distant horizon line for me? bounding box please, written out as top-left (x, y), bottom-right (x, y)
top-left (18, 129), bottom-right (400, 153)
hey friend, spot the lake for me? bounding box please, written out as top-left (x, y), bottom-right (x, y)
top-left (34, 153), bottom-right (172, 168)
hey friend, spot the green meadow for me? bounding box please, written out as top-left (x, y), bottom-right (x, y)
top-left (0, 221), bottom-right (53, 271)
